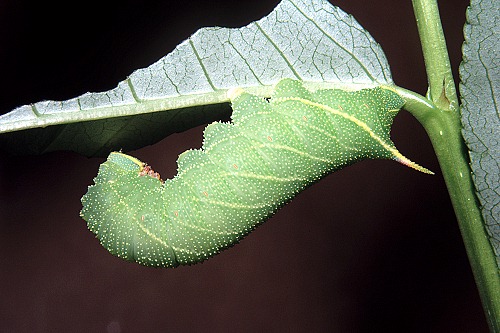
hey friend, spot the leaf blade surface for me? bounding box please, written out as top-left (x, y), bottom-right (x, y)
top-left (459, 0), bottom-right (500, 268)
top-left (0, 0), bottom-right (393, 156)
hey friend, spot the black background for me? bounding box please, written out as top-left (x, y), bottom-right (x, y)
top-left (0, 0), bottom-right (488, 332)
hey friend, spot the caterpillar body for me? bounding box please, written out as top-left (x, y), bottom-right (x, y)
top-left (80, 79), bottom-right (430, 267)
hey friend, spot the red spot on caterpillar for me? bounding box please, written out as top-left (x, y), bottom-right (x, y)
top-left (232, 164), bottom-right (238, 169)
top-left (139, 163), bottom-right (162, 182)
top-left (141, 215), bottom-right (145, 222)
top-left (174, 211), bottom-right (179, 217)
top-left (302, 115), bottom-right (307, 121)
top-left (338, 105), bottom-right (344, 111)
top-left (202, 191), bottom-right (208, 197)
top-left (267, 136), bottom-right (273, 142)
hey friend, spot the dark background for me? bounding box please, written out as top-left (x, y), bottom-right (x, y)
top-left (0, 0), bottom-right (488, 332)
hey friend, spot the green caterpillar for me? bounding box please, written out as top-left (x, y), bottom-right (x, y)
top-left (80, 79), bottom-right (430, 267)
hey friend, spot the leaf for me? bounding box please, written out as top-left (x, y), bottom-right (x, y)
top-left (459, 0), bottom-right (500, 268)
top-left (0, 0), bottom-right (393, 156)
top-left (81, 79), bottom-right (429, 267)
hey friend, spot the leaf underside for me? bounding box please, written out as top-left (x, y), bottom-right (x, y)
top-left (0, 0), bottom-right (393, 156)
top-left (459, 0), bottom-right (500, 269)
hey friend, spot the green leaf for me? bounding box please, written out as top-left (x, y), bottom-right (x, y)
top-left (0, 0), bottom-right (393, 156)
top-left (459, 0), bottom-right (500, 269)
top-left (81, 79), bottom-right (429, 267)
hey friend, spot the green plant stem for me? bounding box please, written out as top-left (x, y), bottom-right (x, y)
top-left (400, 88), bottom-right (500, 331)
top-left (412, 0), bottom-right (458, 111)
top-left (409, 0), bottom-right (500, 330)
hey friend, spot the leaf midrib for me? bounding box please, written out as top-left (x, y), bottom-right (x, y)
top-left (0, 82), bottom-right (376, 134)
